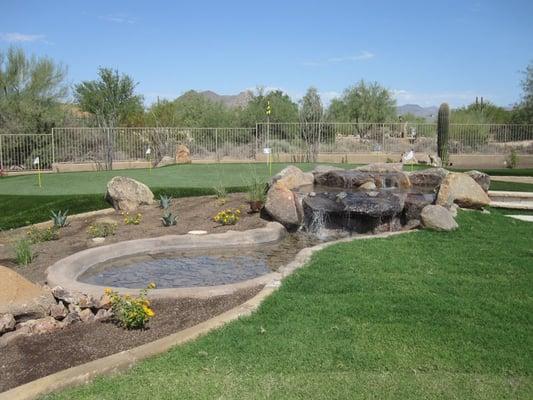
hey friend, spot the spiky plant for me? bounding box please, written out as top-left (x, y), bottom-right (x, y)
top-left (50, 209), bottom-right (69, 228)
top-left (161, 212), bottom-right (178, 227)
top-left (159, 194), bottom-right (172, 209)
top-left (437, 103), bottom-right (450, 166)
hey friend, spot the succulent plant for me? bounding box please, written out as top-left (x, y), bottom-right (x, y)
top-left (437, 103), bottom-right (450, 166)
top-left (50, 209), bottom-right (69, 228)
top-left (159, 194), bottom-right (172, 209)
top-left (161, 212), bottom-right (177, 227)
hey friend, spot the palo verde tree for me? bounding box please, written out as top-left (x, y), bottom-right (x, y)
top-left (512, 61), bottom-right (533, 124)
top-left (74, 68), bottom-right (143, 169)
top-left (299, 87), bottom-right (324, 161)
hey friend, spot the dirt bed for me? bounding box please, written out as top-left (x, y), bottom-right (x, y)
top-left (0, 193), bottom-right (267, 284)
top-left (0, 286), bottom-right (262, 393)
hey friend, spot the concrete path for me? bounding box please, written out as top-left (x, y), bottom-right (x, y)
top-left (505, 215), bottom-right (533, 222)
top-left (490, 176), bottom-right (533, 184)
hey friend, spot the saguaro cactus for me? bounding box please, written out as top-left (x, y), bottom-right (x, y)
top-left (437, 103), bottom-right (450, 165)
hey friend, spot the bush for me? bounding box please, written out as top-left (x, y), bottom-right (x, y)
top-left (15, 238), bottom-right (33, 265)
top-left (27, 225), bottom-right (60, 243)
top-left (87, 222), bottom-right (117, 238)
top-left (105, 283), bottom-right (156, 329)
top-left (506, 149), bottom-right (519, 169)
top-left (122, 212), bottom-right (142, 225)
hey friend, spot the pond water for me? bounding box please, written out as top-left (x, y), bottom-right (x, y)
top-left (78, 234), bottom-right (321, 289)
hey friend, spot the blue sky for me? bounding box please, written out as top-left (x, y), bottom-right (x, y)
top-left (1, 0), bottom-right (532, 107)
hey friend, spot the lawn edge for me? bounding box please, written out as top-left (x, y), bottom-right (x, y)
top-left (0, 229), bottom-right (414, 400)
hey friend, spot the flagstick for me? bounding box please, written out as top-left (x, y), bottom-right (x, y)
top-left (37, 164), bottom-right (42, 188)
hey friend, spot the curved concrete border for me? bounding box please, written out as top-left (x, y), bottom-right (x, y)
top-left (0, 229), bottom-right (414, 400)
top-left (488, 190), bottom-right (533, 210)
top-left (46, 222), bottom-right (287, 299)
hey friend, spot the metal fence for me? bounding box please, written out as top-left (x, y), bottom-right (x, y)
top-left (0, 123), bottom-right (532, 171)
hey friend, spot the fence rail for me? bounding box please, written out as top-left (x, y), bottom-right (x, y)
top-left (0, 123), bottom-right (532, 171)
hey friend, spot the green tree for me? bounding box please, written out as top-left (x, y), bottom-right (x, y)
top-left (238, 88), bottom-right (298, 127)
top-left (327, 80), bottom-right (396, 123)
top-left (74, 67), bottom-right (144, 169)
top-left (451, 98), bottom-right (512, 124)
top-left (512, 62), bottom-right (533, 124)
top-left (299, 87), bottom-right (323, 161)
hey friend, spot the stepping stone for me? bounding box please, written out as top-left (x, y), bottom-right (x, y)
top-left (506, 215), bottom-right (533, 222)
top-left (188, 230), bottom-right (208, 235)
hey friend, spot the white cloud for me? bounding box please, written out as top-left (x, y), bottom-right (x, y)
top-left (0, 32), bottom-right (47, 43)
top-left (99, 14), bottom-right (137, 24)
top-left (392, 89), bottom-right (483, 107)
top-left (303, 51), bottom-right (375, 67)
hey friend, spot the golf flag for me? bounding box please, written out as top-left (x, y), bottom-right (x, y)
top-left (33, 156), bottom-right (40, 166)
top-left (145, 147), bottom-right (151, 156)
top-left (33, 157), bottom-right (42, 187)
top-left (266, 101), bottom-right (272, 116)
top-left (404, 150), bottom-right (414, 161)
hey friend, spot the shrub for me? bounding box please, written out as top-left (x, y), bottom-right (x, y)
top-left (105, 283), bottom-right (156, 329)
top-left (245, 175), bottom-right (266, 203)
top-left (87, 222), bottom-right (117, 238)
top-left (27, 226), bottom-right (60, 243)
top-left (161, 212), bottom-right (178, 227)
top-left (213, 208), bottom-right (241, 225)
top-left (15, 238), bottom-right (33, 265)
top-left (159, 194), bottom-right (172, 209)
top-left (50, 209), bottom-right (69, 228)
top-left (122, 212), bottom-right (143, 225)
top-left (213, 183), bottom-right (228, 205)
top-left (506, 149), bottom-right (519, 169)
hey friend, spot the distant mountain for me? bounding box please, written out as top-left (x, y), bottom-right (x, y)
top-left (396, 104), bottom-right (438, 120)
top-left (197, 90), bottom-right (253, 108)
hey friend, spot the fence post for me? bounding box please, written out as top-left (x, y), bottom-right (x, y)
top-left (215, 128), bottom-right (219, 162)
top-left (0, 135), bottom-right (3, 171)
top-left (51, 129), bottom-right (56, 166)
top-left (255, 123), bottom-right (259, 161)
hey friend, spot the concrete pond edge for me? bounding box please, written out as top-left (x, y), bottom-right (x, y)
top-left (1, 229), bottom-right (415, 400)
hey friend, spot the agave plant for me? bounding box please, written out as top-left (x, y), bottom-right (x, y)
top-left (159, 194), bottom-right (172, 209)
top-left (161, 212), bottom-right (178, 227)
top-left (50, 209), bottom-right (69, 228)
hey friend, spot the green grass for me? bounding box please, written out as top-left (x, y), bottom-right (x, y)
top-left (44, 211), bottom-right (533, 399)
top-left (450, 168), bottom-right (533, 177)
top-left (489, 181), bottom-right (533, 192)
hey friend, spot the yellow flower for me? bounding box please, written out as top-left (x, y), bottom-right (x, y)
top-left (147, 282), bottom-right (157, 289)
top-left (142, 304), bottom-right (155, 317)
top-left (104, 288), bottom-right (112, 295)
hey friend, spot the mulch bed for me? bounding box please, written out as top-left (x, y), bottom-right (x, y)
top-left (0, 193), bottom-right (267, 283)
top-left (0, 286), bottom-right (262, 393)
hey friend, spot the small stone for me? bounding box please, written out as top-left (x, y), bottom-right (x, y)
top-left (92, 237), bottom-right (105, 243)
top-left (95, 309), bottom-right (113, 322)
top-left (421, 205), bottom-right (458, 231)
top-left (187, 230), bottom-right (208, 235)
top-left (79, 309), bottom-right (95, 323)
top-left (77, 294), bottom-right (99, 309)
top-left (63, 312), bottom-right (81, 325)
top-left (49, 301), bottom-right (68, 320)
top-left (98, 294), bottom-right (113, 310)
top-left (0, 313), bottom-right (16, 334)
top-left (403, 219), bottom-right (421, 230)
top-left (359, 181), bottom-right (377, 190)
top-left (68, 303), bottom-right (81, 313)
top-left (449, 204), bottom-right (459, 218)
top-left (17, 316), bottom-right (62, 335)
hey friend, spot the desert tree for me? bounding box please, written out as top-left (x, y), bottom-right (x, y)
top-left (299, 87), bottom-right (323, 161)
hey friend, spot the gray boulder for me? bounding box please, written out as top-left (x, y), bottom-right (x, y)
top-left (466, 170), bottom-right (491, 192)
top-left (356, 163), bottom-right (403, 173)
top-left (310, 165), bottom-right (344, 176)
top-left (420, 205), bottom-right (458, 231)
top-left (408, 168), bottom-right (449, 191)
top-left (155, 156), bottom-right (175, 168)
top-left (0, 313), bottom-right (16, 334)
top-left (105, 176), bottom-right (154, 211)
top-left (314, 170), bottom-right (374, 188)
top-left (403, 192), bottom-right (436, 221)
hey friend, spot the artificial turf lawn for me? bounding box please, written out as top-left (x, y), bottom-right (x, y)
top-left (43, 210), bottom-right (533, 399)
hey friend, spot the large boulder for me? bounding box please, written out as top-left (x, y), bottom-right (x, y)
top-left (429, 154), bottom-right (442, 167)
top-left (310, 165), bottom-right (344, 176)
top-left (105, 176), bottom-right (154, 211)
top-left (403, 192), bottom-right (436, 221)
top-left (436, 173), bottom-right (491, 209)
top-left (368, 171), bottom-right (411, 190)
top-left (314, 170), bottom-right (374, 188)
top-left (176, 144), bottom-right (192, 164)
top-left (264, 182), bottom-right (301, 228)
top-left (465, 170), bottom-right (491, 192)
top-left (338, 191), bottom-right (405, 218)
top-left (0, 266), bottom-right (56, 320)
top-left (420, 205), bottom-right (458, 231)
top-left (356, 163), bottom-right (403, 173)
top-left (271, 166), bottom-right (314, 190)
top-left (408, 168), bottom-right (449, 192)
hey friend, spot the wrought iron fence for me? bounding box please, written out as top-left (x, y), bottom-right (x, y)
top-left (0, 123), bottom-right (531, 171)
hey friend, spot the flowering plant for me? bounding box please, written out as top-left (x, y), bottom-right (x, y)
top-left (213, 208), bottom-right (241, 225)
top-left (122, 212), bottom-right (143, 225)
top-left (27, 226), bottom-right (59, 243)
top-left (105, 282), bottom-right (156, 329)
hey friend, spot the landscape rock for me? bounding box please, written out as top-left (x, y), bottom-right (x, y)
top-left (265, 182), bottom-right (301, 228)
top-left (176, 144), bottom-right (192, 164)
top-left (0, 266), bottom-right (56, 319)
top-left (314, 170), bottom-right (374, 188)
top-left (49, 301), bottom-right (68, 320)
top-left (420, 205), bottom-right (458, 231)
top-left (95, 309), bottom-right (114, 322)
top-left (156, 155), bottom-right (175, 168)
top-left (417, 154), bottom-right (431, 165)
top-left (63, 312), bottom-right (81, 326)
top-left (310, 165), bottom-right (344, 176)
top-left (105, 176), bottom-right (154, 211)
top-left (271, 166), bottom-right (314, 190)
top-left (408, 168), bottom-right (449, 191)
top-left (403, 193), bottom-right (436, 221)
top-left (369, 171), bottom-right (411, 190)
top-left (79, 309), bottom-right (95, 323)
top-left (0, 329), bottom-right (29, 347)
top-left (356, 162), bottom-right (403, 173)
top-left (466, 170), bottom-right (491, 192)
top-left (98, 294), bottom-right (113, 310)
top-left (449, 203), bottom-right (459, 218)
top-left (0, 313), bottom-right (16, 334)
top-left (17, 316), bottom-right (63, 335)
top-left (339, 191), bottom-right (405, 218)
top-left (52, 286), bottom-right (96, 307)
top-left (359, 181), bottom-right (377, 190)
top-left (403, 219), bottom-right (421, 230)
top-left (436, 173), bottom-right (491, 209)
